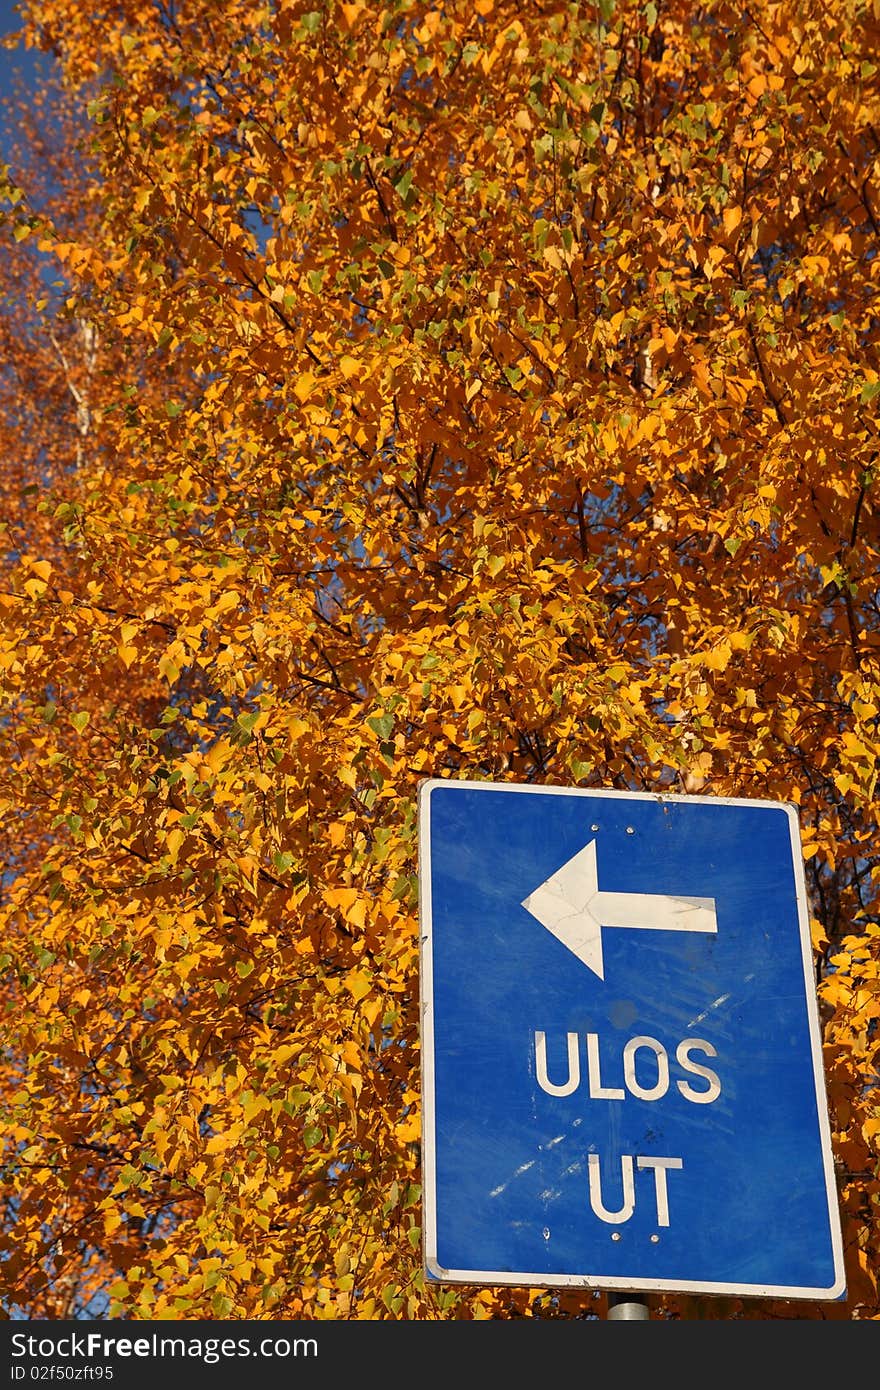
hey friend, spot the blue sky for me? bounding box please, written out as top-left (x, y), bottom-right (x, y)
top-left (1, 1), bottom-right (50, 105)
top-left (1, 0), bottom-right (53, 169)
top-left (0, 0), bottom-right (22, 37)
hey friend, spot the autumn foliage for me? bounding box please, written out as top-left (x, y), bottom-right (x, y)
top-left (0, 0), bottom-right (878, 1319)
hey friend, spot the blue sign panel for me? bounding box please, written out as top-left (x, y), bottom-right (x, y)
top-left (418, 780), bottom-right (845, 1300)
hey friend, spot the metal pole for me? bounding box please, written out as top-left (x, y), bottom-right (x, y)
top-left (606, 1292), bottom-right (650, 1320)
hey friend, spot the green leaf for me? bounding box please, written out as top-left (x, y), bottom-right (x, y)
top-left (367, 712), bottom-right (394, 740)
top-left (236, 711), bottom-right (260, 733)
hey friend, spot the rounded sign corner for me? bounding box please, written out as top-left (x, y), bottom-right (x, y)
top-left (826, 1271), bottom-right (849, 1302)
top-left (423, 1252), bottom-right (450, 1283)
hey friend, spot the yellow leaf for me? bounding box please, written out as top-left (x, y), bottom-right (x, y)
top-left (158, 655), bottom-right (180, 683)
top-left (167, 828), bottom-right (185, 863)
top-left (346, 969), bottom-right (372, 1002)
top-left (346, 897), bottom-right (366, 929)
top-left (703, 642), bottom-right (731, 671)
top-left (325, 886), bottom-right (366, 928)
top-left (341, 1040), bottom-right (362, 1069)
top-left (397, 1114), bottom-right (420, 1142)
top-left (324, 886), bottom-right (358, 913)
top-left (362, 997), bottom-right (382, 1030)
top-left (293, 372), bottom-right (317, 402)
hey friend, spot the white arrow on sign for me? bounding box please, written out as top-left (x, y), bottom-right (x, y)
top-left (521, 839), bottom-right (717, 980)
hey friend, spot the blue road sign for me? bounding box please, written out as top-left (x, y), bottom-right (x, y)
top-left (418, 779), bottom-right (845, 1301)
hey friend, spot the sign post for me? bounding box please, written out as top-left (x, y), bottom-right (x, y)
top-left (418, 779), bottom-right (845, 1304)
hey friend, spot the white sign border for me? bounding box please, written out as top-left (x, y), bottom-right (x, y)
top-left (418, 778), bottom-right (846, 1302)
